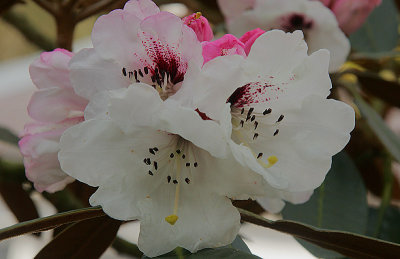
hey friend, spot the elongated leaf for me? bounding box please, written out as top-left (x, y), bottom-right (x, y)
top-left (282, 152), bottom-right (367, 258)
top-left (239, 209), bottom-right (400, 259)
top-left (0, 126), bottom-right (19, 145)
top-left (349, 0), bottom-right (399, 53)
top-left (367, 206), bottom-right (400, 244)
top-left (355, 72), bottom-right (400, 107)
top-left (0, 206), bottom-right (105, 241)
top-left (35, 215), bottom-right (121, 259)
top-left (354, 93), bottom-right (400, 163)
top-left (0, 182), bottom-right (39, 224)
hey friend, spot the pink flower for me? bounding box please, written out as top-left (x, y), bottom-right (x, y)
top-left (19, 49), bottom-right (87, 193)
top-left (239, 28), bottom-right (265, 55)
top-left (183, 12), bottom-right (214, 42)
top-left (201, 34), bottom-right (246, 64)
top-left (320, 0), bottom-right (382, 34)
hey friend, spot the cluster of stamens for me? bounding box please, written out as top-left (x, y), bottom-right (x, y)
top-left (122, 66), bottom-right (175, 98)
top-left (143, 146), bottom-right (198, 185)
top-left (233, 106), bottom-right (283, 167)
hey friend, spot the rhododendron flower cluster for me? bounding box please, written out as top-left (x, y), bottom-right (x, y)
top-left (20, 0), bottom-right (355, 256)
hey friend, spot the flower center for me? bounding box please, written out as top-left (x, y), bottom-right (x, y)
top-left (142, 137), bottom-right (199, 225)
top-left (281, 13), bottom-right (314, 33)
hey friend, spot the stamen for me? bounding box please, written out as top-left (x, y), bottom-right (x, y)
top-left (240, 120), bottom-right (244, 127)
top-left (268, 156), bottom-right (278, 166)
top-left (173, 180), bottom-right (178, 184)
top-left (165, 156), bottom-right (182, 225)
top-left (257, 152), bottom-right (263, 159)
top-left (176, 149), bottom-right (181, 154)
top-left (253, 133), bottom-right (259, 140)
top-left (165, 214), bottom-right (178, 225)
top-left (122, 67), bottom-right (127, 76)
top-left (277, 115), bottom-right (284, 122)
top-left (170, 153), bottom-right (174, 158)
top-left (153, 147), bottom-right (159, 152)
top-left (251, 115), bottom-right (256, 122)
top-left (167, 175), bottom-right (171, 183)
top-left (186, 162), bottom-right (190, 167)
top-left (149, 148), bottom-right (155, 155)
top-left (154, 161), bottom-right (158, 170)
top-left (263, 108), bottom-right (272, 115)
top-left (194, 162), bottom-right (198, 167)
top-left (273, 129), bottom-right (279, 136)
top-left (134, 70), bottom-right (138, 81)
top-left (185, 178), bottom-right (190, 184)
top-left (138, 69), bottom-right (144, 77)
top-left (144, 67), bottom-right (149, 74)
top-left (241, 108), bottom-right (245, 114)
top-left (254, 121), bottom-right (259, 130)
top-left (182, 154), bottom-right (186, 159)
top-left (148, 170), bottom-right (153, 176)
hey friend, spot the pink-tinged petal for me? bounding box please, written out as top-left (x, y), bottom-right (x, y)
top-left (19, 117), bottom-right (83, 193)
top-left (92, 9), bottom-right (142, 64)
top-left (70, 48), bottom-right (131, 100)
top-left (239, 28), bottom-right (265, 55)
top-left (123, 0), bottom-right (160, 19)
top-left (331, 0), bottom-right (382, 34)
top-left (135, 12), bottom-right (203, 83)
top-left (28, 87), bottom-right (87, 123)
top-left (183, 12), bottom-right (214, 42)
top-left (201, 34), bottom-right (246, 64)
top-left (29, 49), bottom-right (73, 90)
top-left (319, 0), bottom-right (333, 7)
top-left (217, 0), bottom-right (256, 21)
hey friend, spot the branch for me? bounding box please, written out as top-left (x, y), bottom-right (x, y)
top-left (75, 0), bottom-right (126, 22)
top-left (32, 0), bottom-right (56, 15)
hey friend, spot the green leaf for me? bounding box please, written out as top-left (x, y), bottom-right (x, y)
top-left (0, 126), bottom-right (19, 145)
top-left (281, 152), bottom-right (367, 258)
top-left (142, 246), bottom-right (259, 259)
top-left (231, 235), bottom-right (251, 254)
top-left (239, 208), bottom-right (400, 259)
top-left (353, 92), bottom-right (400, 163)
top-left (0, 206), bottom-right (105, 241)
top-left (349, 0), bottom-right (399, 53)
top-left (367, 206), bottom-right (400, 244)
top-left (35, 215), bottom-right (121, 259)
top-left (142, 235), bottom-right (256, 258)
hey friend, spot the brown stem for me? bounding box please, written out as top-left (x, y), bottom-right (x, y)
top-left (56, 16), bottom-right (75, 51)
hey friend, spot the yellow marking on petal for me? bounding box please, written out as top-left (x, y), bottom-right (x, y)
top-left (165, 214), bottom-right (179, 225)
top-left (195, 12), bottom-right (202, 19)
top-left (268, 156), bottom-right (278, 165)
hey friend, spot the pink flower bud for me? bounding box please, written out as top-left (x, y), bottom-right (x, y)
top-left (239, 28), bottom-right (265, 55)
top-left (183, 12), bottom-right (214, 42)
top-left (201, 34), bottom-right (246, 64)
top-left (320, 0), bottom-right (382, 34)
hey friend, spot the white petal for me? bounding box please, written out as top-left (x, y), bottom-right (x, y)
top-left (158, 99), bottom-right (230, 158)
top-left (108, 83), bottom-right (163, 133)
top-left (253, 95), bottom-right (354, 192)
top-left (172, 55), bottom-right (245, 121)
top-left (69, 48), bottom-right (130, 99)
top-left (138, 187), bottom-right (240, 257)
top-left (123, 0), bottom-right (160, 19)
top-left (91, 9), bottom-right (142, 64)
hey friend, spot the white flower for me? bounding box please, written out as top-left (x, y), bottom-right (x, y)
top-left (58, 83), bottom-right (267, 256)
top-left (217, 0), bottom-right (350, 72)
top-left (173, 30), bottom-right (355, 212)
top-left (57, 0), bottom-right (268, 256)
